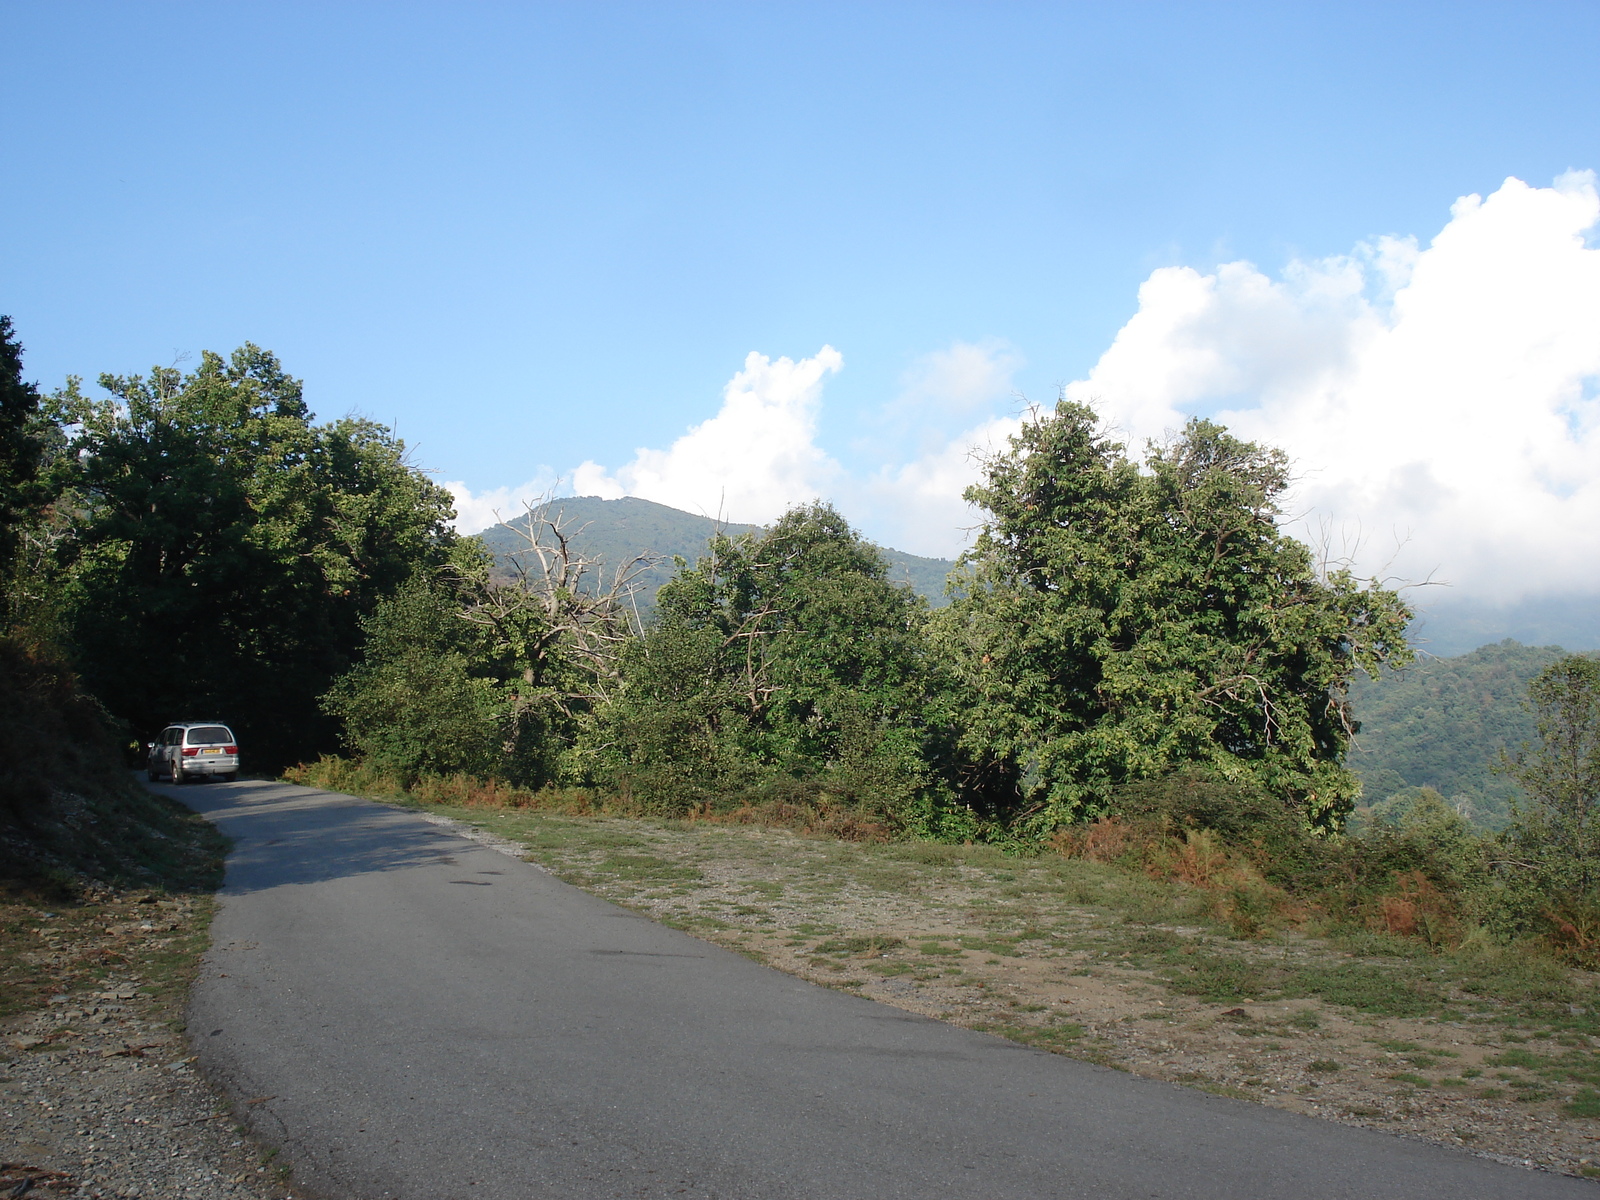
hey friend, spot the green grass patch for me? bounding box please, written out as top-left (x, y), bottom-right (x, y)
top-left (864, 959), bottom-right (914, 976)
top-left (1164, 953), bottom-right (1269, 1001)
top-left (1563, 1088), bottom-right (1600, 1119)
top-left (1278, 964), bottom-right (1438, 1017)
top-left (959, 936), bottom-right (1021, 956)
top-left (596, 853), bottom-right (703, 882)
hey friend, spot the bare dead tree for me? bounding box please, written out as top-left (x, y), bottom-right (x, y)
top-left (452, 495), bottom-right (663, 719)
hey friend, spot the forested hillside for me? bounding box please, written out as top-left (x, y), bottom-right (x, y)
top-left (476, 495), bottom-right (955, 608)
top-left (1348, 640), bottom-right (1587, 829)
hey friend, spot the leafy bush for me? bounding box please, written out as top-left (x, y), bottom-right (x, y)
top-left (587, 503), bottom-right (939, 827)
top-left (322, 573), bottom-right (508, 781)
top-left (1049, 767), bottom-right (1493, 944)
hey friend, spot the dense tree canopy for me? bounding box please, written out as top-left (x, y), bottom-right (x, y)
top-left (46, 345), bottom-right (457, 767)
top-left (10, 313), bottom-right (1600, 974)
top-left (1346, 639), bottom-right (1575, 830)
top-left (589, 502), bottom-right (936, 818)
top-left (0, 319), bottom-right (1431, 844)
top-left (0, 317), bottom-right (46, 586)
top-left (326, 510), bottom-right (645, 787)
top-left (931, 401), bottom-right (1412, 834)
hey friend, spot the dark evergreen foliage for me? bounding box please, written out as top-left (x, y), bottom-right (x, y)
top-left (0, 317), bottom-right (46, 583)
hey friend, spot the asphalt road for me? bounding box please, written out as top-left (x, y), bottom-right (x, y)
top-left (167, 777), bottom-right (1591, 1200)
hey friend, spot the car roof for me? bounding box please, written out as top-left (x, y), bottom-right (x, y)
top-left (166, 721), bottom-right (234, 730)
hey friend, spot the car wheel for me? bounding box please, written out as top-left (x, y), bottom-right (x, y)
top-left (221, 772), bottom-right (237, 783)
top-left (170, 758), bottom-right (184, 784)
top-left (147, 765), bottom-right (159, 782)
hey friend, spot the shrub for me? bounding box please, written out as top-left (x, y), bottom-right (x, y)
top-left (1049, 767), bottom-right (1499, 948)
top-left (1537, 895), bottom-right (1600, 970)
top-left (284, 755), bottom-right (895, 840)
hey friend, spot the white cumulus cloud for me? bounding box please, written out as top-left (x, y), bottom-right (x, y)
top-left (450, 174), bottom-right (1600, 607)
top-left (576, 346), bottom-right (845, 524)
top-left (860, 414), bottom-right (1023, 558)
top-left (443, 472), bottom-right (557, 535)
top-left (893, 338), bottom-right (1023, 418)
top-left (1066, 173), bottom-right (1600, 604)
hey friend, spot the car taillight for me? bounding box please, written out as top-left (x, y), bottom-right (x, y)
top-left (181, 748), bottom-right (199, 757)
top-left (224, 746), bottom-right (238, 755)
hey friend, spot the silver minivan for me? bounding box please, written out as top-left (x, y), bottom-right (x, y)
top-left (147, 723), bottom-right (240, 783)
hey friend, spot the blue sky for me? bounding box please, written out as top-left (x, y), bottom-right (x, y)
top-left (5, 2), bottom-right (1599, 647)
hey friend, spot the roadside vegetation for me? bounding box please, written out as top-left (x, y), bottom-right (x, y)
top-left (0, 319), bottom-right (264, 1191)
top-left (4, 313), bottom-right (1599, 1171)
top-left (0, 318), bottom-right (228, 904)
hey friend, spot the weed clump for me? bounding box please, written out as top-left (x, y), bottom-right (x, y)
top-left (1048, 768), bottom-right (1511, 950)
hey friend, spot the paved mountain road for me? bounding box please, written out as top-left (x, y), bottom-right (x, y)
top-left (168, 778), bottom-right (1589, 1199)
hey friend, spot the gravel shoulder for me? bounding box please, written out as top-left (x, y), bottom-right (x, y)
top-left (1, 885), bottom-right (294, 1200)
top-left (426, 804), bottom-right (1600, 1183)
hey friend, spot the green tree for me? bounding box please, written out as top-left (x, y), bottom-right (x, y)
top-left (1501, 655), bottom-right (1600, 894)
top-left (322, 559), bottom-right (505, 779)
top-left (932, 401), bottom-right (1412, 836)
top-left (324, 501), bottom-right (654, 786)
top-left (594, 502), bottom-right (936, 818)
top-left (1346, 639), bottom-right (1572, 831)
top-left (0, 317), bottom-right (49, 595)
top-left (48, 345), bottom-right (457, 767)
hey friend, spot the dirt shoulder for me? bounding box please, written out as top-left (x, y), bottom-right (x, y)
top-left (0, 885), bottom-right (293, 1200)
top-left (429, 804), bottom-right (1600, 1183)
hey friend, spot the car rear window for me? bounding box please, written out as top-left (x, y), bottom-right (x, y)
top-left (185, 726), bottom-right (234, 745)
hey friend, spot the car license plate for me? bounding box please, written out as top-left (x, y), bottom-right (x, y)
top-left (205, 748), bottom-right (222, 755)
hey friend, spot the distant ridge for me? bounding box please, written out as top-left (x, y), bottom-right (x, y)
top-left (1347, 639), bottom-right (1598, 829)
top-left (473, 495), bottom-right (956, 607)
